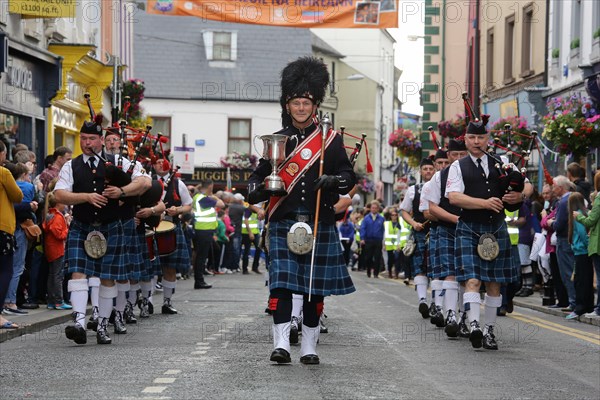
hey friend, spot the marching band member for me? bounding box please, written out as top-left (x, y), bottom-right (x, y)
top-left (247, 56), bottom-right (356, 364)
top-left (422, 139), bottom-right (469, 337)
top-left (152, 154), bottom-right (195, 313)
top-left (55, 116), bottom-right (150, 345)
top-left (445, 119), bottom-right (531, 350)
top-left (400, 158), bottom-right (435, 319)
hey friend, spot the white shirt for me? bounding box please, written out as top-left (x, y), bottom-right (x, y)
top-left (55, 154), bottom-right (149, 192)
top-left (400, 185), bottom-right (416, 213)
top-left (422, 170), bottom-right (442, 207)
top-left (418, 179), bottom-right (433, 212)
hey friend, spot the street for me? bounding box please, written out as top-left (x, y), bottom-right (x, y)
top-left (1, 271), bottom-right (599, 400)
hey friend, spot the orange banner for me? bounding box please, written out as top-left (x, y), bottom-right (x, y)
top-left (147, 0), bottom-right (398, 28)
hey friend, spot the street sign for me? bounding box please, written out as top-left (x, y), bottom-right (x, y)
top-left (173, 146), bottom-right (195, 175)
top-left (195, 139), bottom-right (205, 146)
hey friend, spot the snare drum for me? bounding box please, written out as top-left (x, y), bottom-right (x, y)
top-left (155, 220), bottom-right (176, 256)
top-left (145, 229), bottom-right (156, 260)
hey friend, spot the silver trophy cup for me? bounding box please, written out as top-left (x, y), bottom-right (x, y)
top-left (255, 133), bottom-right (297, 196)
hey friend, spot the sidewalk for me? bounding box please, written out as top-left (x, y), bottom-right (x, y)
top-left (511, 293), bottom-right (600, 327)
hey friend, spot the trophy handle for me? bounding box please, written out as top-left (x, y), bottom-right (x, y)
top-left (252, 135), bottom-right (263, 158)
top-left (288, 135), bottom-right (299, 152)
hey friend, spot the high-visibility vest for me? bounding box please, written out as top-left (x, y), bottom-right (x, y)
top-left (355, 219), bottom-right (362, 242)
top-left (399, 218), bottom-right (411, 247)
top-left (242, 212), bottom-right (260, 234)
top-left (384, 220), bottom-right (401, 251)
top-left (193, 193), bottom-right (217, 230)
top-left (505, 209), bottom-right (519, 246)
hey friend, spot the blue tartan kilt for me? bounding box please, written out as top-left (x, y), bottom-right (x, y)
top-left (410, 230), bottom-right (428, 276)
top-left (66, 219), bottom-right (127, 280)
top-left (455, 219), bottom-right (518, 283)
top-left (122, 219), bottom-right (143, 281)
top-left (432, 224), bottom-right (457, 279)
top-left (137, 228), bottom-right (157, 281)
top-left (427, 226), bottom-right (439, 278)
top-left (268, 220), bottom-right (355, 297)
top-left (159, 224), bottom-right (190, 274)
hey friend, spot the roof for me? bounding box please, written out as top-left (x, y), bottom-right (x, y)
top-left (311, 33), bottom-right (344, 58)
top-left (133, 13), bottom-right (313, 102)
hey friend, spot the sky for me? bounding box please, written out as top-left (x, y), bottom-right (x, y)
top-left (388, 0), bottom-right (425, 116)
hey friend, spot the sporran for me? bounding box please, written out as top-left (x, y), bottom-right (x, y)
top-left (286, 222), bottom-right (313, 255)
top-left (477, 233), bottom-right (500, 261)
top-left (403, 233), bottom-right (416, 257)
top-left (84, 230), bottom-right (108, 259)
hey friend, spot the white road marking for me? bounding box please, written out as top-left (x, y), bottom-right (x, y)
top-left (164, 369), bottom-right (181, 375)
top-left (142, 386), bottom-right (167, 393)
top-left (196, 342), bottom-right (210, 346)
top-left (154, 377), bottom-right (176, 384)
top-left (191, 350), bottom-right (207, 355)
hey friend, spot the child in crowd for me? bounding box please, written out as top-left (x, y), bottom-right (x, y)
top-left (567, 192), bottom-right (595, 319)
top-left (42, 192), bottom-right (71, 310)
top-left (13, 162), bottom-right (37, 222)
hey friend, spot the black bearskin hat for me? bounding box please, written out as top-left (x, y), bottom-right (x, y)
top-left (280, 56), bottom-right (330, 128)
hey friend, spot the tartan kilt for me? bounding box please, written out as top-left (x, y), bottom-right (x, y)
top-left (455, 219), bottom-right (518, 283)
top-left (410, 230), bottom-right (428, 276)
top-left (158, 224), bottom-right (190, 274)
top-left (268, 220), bottom-right (355, 297)
top-left (427, 226), bottom-right (439, 278)
top-left (137, 228), bottom-right (159, 281)
top-left (432, 224), bottom-right (457, 279)
top-left (122, 218), bottom-right (143, 281)
top-left (66, 219), bottom-right (127, 280)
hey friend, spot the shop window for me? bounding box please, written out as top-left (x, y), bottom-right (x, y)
top-left (504, 15), bottom-right (515, 84)
top-left (521, 5), bottom-right (534, 76)
top-left (486, 29), bottom-right (494, 90)
top-left (151, 116), bottom-right (171, 152)
top-left (228, 119), bottom-right (251, 154)
top-left (0, 112), bottom-right (21, 161)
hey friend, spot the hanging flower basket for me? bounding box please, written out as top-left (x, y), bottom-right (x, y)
top-left (388, 128), bottom-right (422, 159)
top-left (438, 114), bottom-right (467, 138)
top-left (489, 116), bottom-right (532, 152)
top-left (542, 94), bottom-right (600, 158)
top-left (220, 152), bottom-right (258, 170)
top-left (356, 173), bottom-right (375, 194)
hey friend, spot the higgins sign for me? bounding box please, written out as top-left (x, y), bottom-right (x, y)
top-left (182, 167), bottom-right (254, 187)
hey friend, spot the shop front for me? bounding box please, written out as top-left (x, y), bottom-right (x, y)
top-left (0, 32), bottom-right (61, 165)
top-left (47, 43), bottom-right (114, 155)
top-left (182, 167), bottom-right (254, 194)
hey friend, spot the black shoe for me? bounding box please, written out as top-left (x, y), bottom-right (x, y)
top-left (457, 312), bottom-right (470, 338)
top-left (124, 301), bottom-right (137, 324)
top-left (428, 302), bottom-right (437, 319)
top-left (418, 301), bottom-right (430, 319)
top-left (300, 354), bottom-right (320, 365)
top-left (65, 313), bottom-right (87, 344)
top-left (148, 300), bottom-right (154, 315)
top-left (20, 302), bottom-right (39, 310)
top-left (265, 307), bottom-right (273, 315)
top-left (96, 318), bottom-right (112, 344)
top-left (517, 287), bottom-right (534, 297)
top-left (203, 270), bottom-right (214, 276)
top-left (242, 270), bottom-right (250, 275)
top-left (108, 309), bottom-right (116, 325)
top-left (270, 348), bottom-right (291, 364)
top-left (497, 307), bottom-right (507, 317)
top-left (319, 315), bottom-right (328, 334)
top-left (139, 298), bottom-right (150, 318)
top-left (162, 299), bottom-right (177, 314)
top-left (469, 321), bottom-right (483, 349)
top-left (113, 311), bottom-right (127, 334)
top-left (194, 282), bottom-right (213, 289)
top-left (290, 317), bottom-right (299, 344)
top-left (430, 306), bottom-right (445, 328)
top-left (483, 326), bottom-right (498, 350)
top-left (444, 310), bottom-right (459, 338)
top-left (252, 269), bottom-right (261, 274)
top-left (87, 306), bottom-right (99, 331)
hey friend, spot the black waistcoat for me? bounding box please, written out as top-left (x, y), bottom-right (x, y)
top-left (72, 154), bottom-right (120, 224)
top-left (412, 183), bottom-right (426, 223)
top-left (438, 166), bottom-right (461, 228)
top-left (458, 155), bottom-right (504, 224)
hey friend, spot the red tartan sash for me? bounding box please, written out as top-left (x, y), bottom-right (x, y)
top-left (267, 126), bottom-right (338, 218)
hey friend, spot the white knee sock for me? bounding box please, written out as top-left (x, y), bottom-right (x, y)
top-left (162, 279), bottom-right (176, 302)
top-left (463, 291), bottom-right (481, 324)
top-left (99, 285), bottom-right (118, 319)
top-left (140, 281), bottom-right (153, 299)
top-left (414, 275), bottom-right (429, 301)
top-left (67, 279), bottom-right (89, 327)
top-left (116, 282), bottom-right (130, 313)
top-left (291, 294), bottom-right (303, 320)
top-left (88, 277), bottom-right (100, 308)
top-left (442, 280), bottom-right (459, 314)
top-left (484, 294), bottom-right (502, 329)
top-left (431, 280), bottom-right (443, 307)
top-left (128, 282), bottom-right (140, 304)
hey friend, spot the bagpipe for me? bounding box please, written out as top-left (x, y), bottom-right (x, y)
top-left (83, 93), bottom-right (173, 225)
top-left (340, 126), bottom-right (373, 172)
top-left (461, 92), bottom-right (535, 211)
